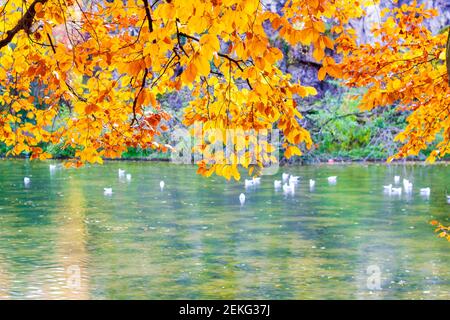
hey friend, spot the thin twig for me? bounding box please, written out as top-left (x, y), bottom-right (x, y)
top-left (142, 0), bottom-right (153, 32)
top-left (131, 68), bottom-right (149, 126)
top-left (0, 0), bottom-right (48, 49)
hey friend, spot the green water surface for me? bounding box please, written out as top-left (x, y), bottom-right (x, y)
top-left (0, 160), bottom-right (448, 299)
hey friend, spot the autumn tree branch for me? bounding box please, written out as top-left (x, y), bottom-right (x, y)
top-left (45, 32), bottom-right (87, 104)
top-left (131, 68), bottom-right (149, 127)
top-left (175, 19), bottom-right (189, 56)
top-left (142, 0), bottom-right (153, 32)
top-left (46, 33), bottom-right (56, 53)
top-left (287, 59), bottom-right (322, 69)
top-left (217, 53), bottom-right (253, 90)
top-left (0, 0), bottom-right (48, 49)
top-left (172, 26), bottom-right (254, 90)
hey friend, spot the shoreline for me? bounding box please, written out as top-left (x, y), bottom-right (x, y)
top-left (1, 156), bottom-right (448, 166)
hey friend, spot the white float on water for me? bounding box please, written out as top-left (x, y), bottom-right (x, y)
top-left (282, 173), bottom-right (289, 182)
top-left (24, 177), bottom-right (31, 186)
top-left (419, 187), bottom-right (430, 196)
top-left (118, 169), bottom-right (126, 177)
top-left (239, 193), bottom-right (246, 206)
top-left (252, 177), bottom-right (261, 185)
top-left (160, 180), bottom-right (165, 191)
top-left (104, 188), bottom-right (113, 195)
top-left (394, 176), bottom-right (400, 183)
top-left (274, 180), bottom-right (282, 189)
top-left (283, 183), bottom-right (295, 195)
top-left (403, 179), bottom-right (413, 192)
top-left (327, 176), bottom-right (337, 184)
top-left (289, 176), bottom-right (299, 184)
top-left (309, 179), bottom-right (315, 188)
top-left (126, 174), bottom-right (132, 181)
top-left (244, 179), bottom-right (255, 188)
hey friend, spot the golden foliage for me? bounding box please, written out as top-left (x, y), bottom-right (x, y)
top-left (338, 1), bottom-right (449, 162)
top-left (1, 0), bottom-right (339, 179)
top-left (0, 0), bottom-right (447, 179)
top-left (430, 220), bottom-right (450, 241)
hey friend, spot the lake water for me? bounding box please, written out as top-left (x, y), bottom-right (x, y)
top-left (0, 159), bottom-right (448, 299)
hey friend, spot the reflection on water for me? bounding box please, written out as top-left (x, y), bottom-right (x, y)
top-left (0, 159), bottom-right (448, 299)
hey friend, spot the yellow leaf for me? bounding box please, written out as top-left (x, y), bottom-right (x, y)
top-left (35, 2), bottom-right (43, 12)
top-left (392, 79), bottom-right (402, 91)
top-left (85, 104), bottom-right (100, 115)
top-left (313, 48), bottom-right (325, 62)
top-left (182, 63), bottom-right (197, 83)
top-left (255, 57), bottom-right (266, 70)
top-left (39, 152), bottom-right (52, 160)
top-left (193, 53), bottom-right (210, 77)
top-left (318, 67), bottom-right (326, 81)
top-left (430, 220), bottom-right (439, 226)
top-left (285, 146), bottom-right (302, 158)
top-left (305, 86), bottom-right (317, 96)
top-left (322, 36), bottom-right (334, 49)
top-left (200, 34), bottom-right (220, 53)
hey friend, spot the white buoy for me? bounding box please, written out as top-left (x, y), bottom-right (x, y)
top-left (24, 177), bottom-right (31, 186)
top-left (419, 187), bottom-right (430, 196)
top-left (282, 173), bottom-right (289, 182)
top-left (126, 174), bottom-right (132, 181)
top-left (327, 176), bottom-right (337, 184)
top-left (49, 164), bottom-right (57, 172)
top-left (383, 184), bottom-right (392, 192)
top-left (391, 187), bottom-right (402, 195)
top-left (252, 177), bottom-right (261, 184)
top-left (160, 180), bottom-right (165, 191)
top-left (403, 179), bottom-right (412, 192)
top-left (244, 179), bottom-right (255, 188)
top-left (394, 176), bottom-right (400, 183)
top-left (104, 188), bottom-right (113, 195)
top-left (239, 193), bottom-right (246, 206)
top-left (118, 169), bottom-right (125, 178)
top-left (289, 176), bottom-right (299, 184)
top-left (309, 179), bottom-right (315, 188)
top-left (274, 180), bottom-right (282, 189)
top-left (283, 183), bottom-right (295, 195)
top-left (446, 195), bottom-right (450, 204)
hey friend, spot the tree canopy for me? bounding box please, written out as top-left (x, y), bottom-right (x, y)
top-left (0, 0), bottom-right (448, 179)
